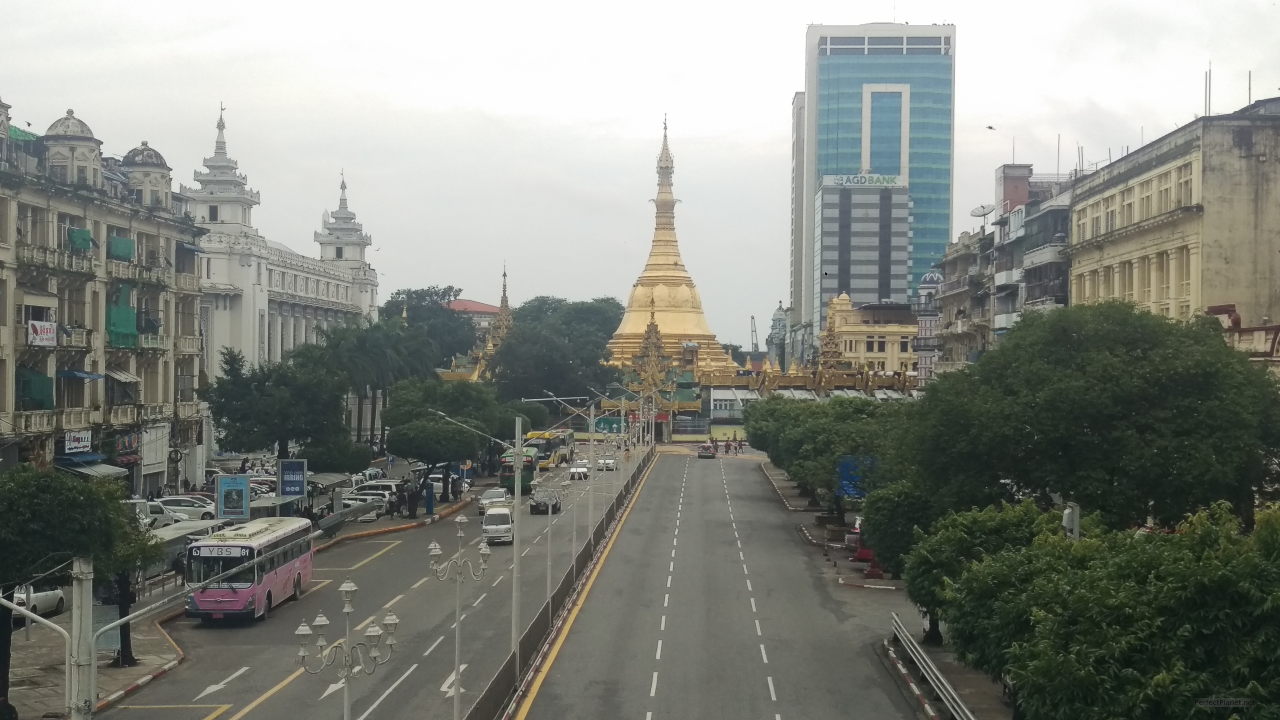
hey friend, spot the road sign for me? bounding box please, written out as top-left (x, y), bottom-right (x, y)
top-left (836, 455), bottom-right (871, 499)
top-left (216, 474), bottom-right (251, 520)
top-left (278, 459), bottom-right (307, 497)
top-left (595, 417), bottom-right (623, 433)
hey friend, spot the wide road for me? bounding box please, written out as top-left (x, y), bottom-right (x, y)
top-left (102, 447), bottom-right (637, 720)
top-left (518, 451), bottom-right (918, 720)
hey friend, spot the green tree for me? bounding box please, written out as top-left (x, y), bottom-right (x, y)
top-left (95, 523), bottom-right (163, 667)
top-left (383, 286), bottom-right (475, 361)
top-left (721, 343), bottom-right (748, 366)
top-left (912, 302), bottom-right (1280, 529)
top-left (903, 500), bottom-right (1059, 644)
top-left (203, 348), bottom-right (349, 458)
top-left (490, 297), bottom-right (623, 402)
top-left (506, 401), bottom-right (550, 430)
top-left (386, 420), bottom-right (481, 467)
top-left (303, 437), bottom-right (374, 474)
top-left (0, 467), bottom-right (131, 698)
top-left (860, 481), bottom-right (936, 577)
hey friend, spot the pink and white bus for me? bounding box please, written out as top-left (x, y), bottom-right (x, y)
top-left (184, 517), bottom-right (314, 622)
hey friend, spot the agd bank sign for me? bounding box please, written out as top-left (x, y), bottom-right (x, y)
top-left (822, 173), bottom-right (905, 188)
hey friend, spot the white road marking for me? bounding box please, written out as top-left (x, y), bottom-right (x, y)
top-left (647, 714), bottom-right (653, 720)
top-left (650, 671), bottom-right (659, 697)
top-left (320, 680), bottom-right (344, 700)
top-left (450, 613), bottom-right (467, 628)
top-left (736, 540), bottom-right (741, 549)
top-left (470, 537), bottom-right (481, 546)
top-left (666, 575), bottom-right (672, 588)
top-left (674, 528), bottom-right (678, 536)
top-left (194, 666), bottom-right (251, 700)
top-left (767, 676), bottom-right (777, 702)
top-left (668, 561), bottom-right (674, 572)
top-left (750, 597), bottom-right (757, 613)
top-left (747, 579), bottom-right (753, 592)
top-left (760, 644), bottom-right (769, 664)
top-left (382, 594), bottom-right (404, 609)
top-left (423, 636), bottom-right (444, 657)
top-left (671, 549), bottom-right (676, 558)
top-left (492, 575), bottom-right (504, 587)
top-left (660, 615), bottom-right (666, 631)
top-left (472, 593), bottom-right (487, 607)
top-left (357, 663), bottom-right (418, 720)
top-left (440, 664), bottom-right (470, 697)
top-left (655, 639), bottom-right (663, 660)
top-left (739, 551), bottom-right (744, 560)
top-left (664, 593), bottom-right (669, 607)
top-left (743, 564), bottom-right (750, 575)
top-left (755, 618), bottom-right (762, 636)
top-left (412, 576), bottom-right (429, 589)
top-left (673, 538), bottom-right (678, 546)
top-left (522, 547), bottom-right (531, 556)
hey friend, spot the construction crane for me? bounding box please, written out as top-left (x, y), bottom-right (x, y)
top-left (750, 315), bottom-right (759, 353)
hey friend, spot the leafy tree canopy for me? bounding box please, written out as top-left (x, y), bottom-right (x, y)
top-left (860, 481), bottom-right (936, 577)
top-left (383, 286), bottom-right (475, 361)
top-left (386, 419), bottom-right (482, 467)
top-left (491, 296), bottom-right (623, 402)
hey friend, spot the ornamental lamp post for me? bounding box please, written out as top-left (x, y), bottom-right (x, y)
top-left (295, 579), bottom-right (398, 720)
top-left (428, 515), bottom-right (492, 720)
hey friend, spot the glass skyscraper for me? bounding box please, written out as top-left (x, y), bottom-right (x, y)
top-left (790, 23), bottom-right (955, 351)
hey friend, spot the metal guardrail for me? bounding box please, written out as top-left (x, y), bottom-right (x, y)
top-left (890, 612), bottom-right (976, 720)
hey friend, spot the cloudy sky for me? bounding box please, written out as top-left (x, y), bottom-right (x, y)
top-left (6, 0), bottom-right (1278, 345)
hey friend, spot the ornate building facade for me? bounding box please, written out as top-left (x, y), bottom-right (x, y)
top-left (0, 99), bottom-right (206, 494)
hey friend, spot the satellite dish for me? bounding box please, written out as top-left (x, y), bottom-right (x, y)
top-left (970, 204), bottom-right (997, 218)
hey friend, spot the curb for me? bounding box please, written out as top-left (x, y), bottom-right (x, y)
top-left (314, 496), bottom-right (475, 552)
top-left (882, 638), bottom-right (940, 720)
top-left (760, 463), bottom-right (804, 511)
top-left (838, 576), bottom-right (902, 590)
top-left (93, 606), bottom-right (187, 712)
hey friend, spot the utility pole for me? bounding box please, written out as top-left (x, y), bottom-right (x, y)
top-left (69, 556), bottom-right (94, 720)
top-left (587, 403), bottom-right (595, 548)
top-left (511, 416), bottom-right (522, 683)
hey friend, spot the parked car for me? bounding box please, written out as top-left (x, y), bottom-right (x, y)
top-left (353, 480), bottom-right (407, 497)
top-left (697, 443), bottom-right (717, 459)
top-left (341, 495), bottom-right (384, 522)
top-left (122, 499), bottom-right (183, 529)
top-left (482, 507), bottom-right (514, 544)
top-left (156, 496), bottom-right (216, 521)
top-left (478, 488), bottom-right (513, 515)
top-left (529, 490), bottom-right (562, 515)
top-left (13, 584), bottom-right (65, 624)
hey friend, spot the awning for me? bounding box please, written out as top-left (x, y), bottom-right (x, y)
top-left (55, 452), bottom-right (107, 465)
top-left (60, 463), bottom-right (129, 479)
top-left (106, 369), bottom-right (142, 383)
top-left (18, 289), bottom-right (59, 308)
top-left (57, 369), bottom-right (105, 381)
top-left (114, 454), bottom-right (142, 465)
top-left (177, 240), bottom-right (203, 254)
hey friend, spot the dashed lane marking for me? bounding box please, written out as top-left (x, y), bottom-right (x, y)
top-left (655, 639), bottom-right (663, 660)
top-left (472, 592), bottom-right (487, 607)
top-left (760, 644), bottom-right (769, 664)
top-left (767, 676), bottom-right (777, 702)
top-left (423, 635), bottom-right (444, 657)
top-left (751, 598), bottom-right (757, 612)
top-left (747, 579), bottom-right (753, 592)
top-left (650, 671), bottom-right (659, 697)
top-left (664, 593), bottom-right (669, 607)
top-left (492, 575), bottom-right (504, 587)
top-left (412, 576), bottom-right (429, 589)
top-left (660, 615), bottom-right (666, 631)
top-left (755, 618), bottom-right (762, 636)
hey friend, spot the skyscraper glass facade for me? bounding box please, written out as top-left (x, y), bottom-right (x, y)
top-left (812, 31), bottom-right (954, 290)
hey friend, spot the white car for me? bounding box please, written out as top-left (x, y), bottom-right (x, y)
top-left (478, 488), bottom-right (512, 515)
top-left (482, 507), bottom-right (514, 544)
top-left (156, 496), bottom-right (216, 521)
top-left (341, 495), bottom-right (382, 522)
top-left (14, 584), bottom-right (65, 621)
top-left (568, 466), bottom-right (590, 482)
top-left (122, 500), bottom-right (183, 529)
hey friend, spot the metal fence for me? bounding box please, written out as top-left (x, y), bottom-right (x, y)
top-left (889, 612), bottom-right (975, 720)
top-left (466, 448), bottom-right (654, 720)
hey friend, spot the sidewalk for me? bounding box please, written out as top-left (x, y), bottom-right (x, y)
top-left (759, 461), bottom-right (820, 512)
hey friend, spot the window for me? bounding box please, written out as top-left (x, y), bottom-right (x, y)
top-left (1121, 188), bottom-right (1136, 226)
top-left (865, 339), bottom-right (874, 352)
top-left (1103, 196), bottom-right (1116, 232)
top-left (205, 258), bottom-right (212, 278)
top-left (1139, 180), bottom-right (1154, 219)
top-left (1176, 163), bottom-right (1193, 207)
top-left (877, 339), bottom-right (887, 353)
top-left (335, 246), bottom-right (343, 259)
top-left (899, 339), bottom-right (909, 353)
top-left (149, 190), bottom-right (160, 206)
top-left (76, 167), bottom-right (87, 184)
top-left (208, 205), bottom-right (219, 222)
top-left (1156, 172), bottom-right (1172, 213)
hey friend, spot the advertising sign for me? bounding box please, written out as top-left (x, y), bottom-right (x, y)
top-left (821, 173), bottom-right (905, 188)
top-left (64, 430), bottom-right (92, 454)
top-left (27, 320), bottom-right (56, 347)
top-left (278, 459), bottom-right (307, 498)
top-left (216, 474), bottom-right (251, 520)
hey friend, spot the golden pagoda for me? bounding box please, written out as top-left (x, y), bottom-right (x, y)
top-left (607, 121), bottom-right (733, 370)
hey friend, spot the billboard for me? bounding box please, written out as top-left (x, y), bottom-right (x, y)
top-left (278, 459), bottom-right (307, 498)
top-left (27, 320), bottom-right (56, 347)
top-left (64, 430), bottom-right (92, 454)
top-left (216, 474), bottom-right (251, 520)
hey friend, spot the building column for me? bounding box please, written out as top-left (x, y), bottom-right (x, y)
top-left (282, 311), bottom-right (294, 355)
top-left (1147, 254), bottom-right (1159, 305)
top-left (292, 307), bottom-right (304, 348)
top-left (1168, 247), bottom-right (1183, 302)
top-left (1188, 244), bottom-right (1202, 311)
top-left (269, 309), bottom-right (282, 362)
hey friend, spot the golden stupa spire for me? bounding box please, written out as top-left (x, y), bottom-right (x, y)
top-left (606, 120), bottom-right (731, 370)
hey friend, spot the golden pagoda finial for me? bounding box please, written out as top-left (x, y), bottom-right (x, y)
top-left (500, 262), bottom-right (509, 310)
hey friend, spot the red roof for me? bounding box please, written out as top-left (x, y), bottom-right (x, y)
top-left (447, 299), bottom-right (501, 315)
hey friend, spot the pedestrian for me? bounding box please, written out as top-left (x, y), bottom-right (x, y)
top-left (388, 454), bottom-right (396, 469)
top-left (406, 488), bottom-right (419, 519)
top-left (396, 489), bottom-right (408, 518)
top-left (239, 457), bottom-right (249, 473)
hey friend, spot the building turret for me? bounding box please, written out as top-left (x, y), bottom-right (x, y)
top-left (121, 141), bottom-right (172, 210)
top-left (180, 108), bottom-right (261, 230)
top-left (43, 109), bottom-right (103, 188)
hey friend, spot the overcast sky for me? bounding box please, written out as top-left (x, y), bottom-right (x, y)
top-left (6, 0), bottom-right (1279, 345)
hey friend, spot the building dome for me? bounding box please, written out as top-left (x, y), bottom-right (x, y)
top-left (45, 109), bottom-right (96, 139)
top-left (919, 271), bottom-right (944, 285)
top-left (122, 141), bottom-right (170, 170)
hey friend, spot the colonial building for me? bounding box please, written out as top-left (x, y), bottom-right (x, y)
top-left (607, 124), bottom-right (733, 371)
top-left (823, 293), bottom-right (918, 373)
top-left (0, 100), bottom-right (206, 494)
top-left (911, 271), bottom-right (941, 384)
top-left (1068, 97), bottom-right (1280, 325)
top-left (183, 112), bottom-right (379, 445)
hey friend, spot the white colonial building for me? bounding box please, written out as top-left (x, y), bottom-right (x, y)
top-left (183, 112), bottom-right (378, 379)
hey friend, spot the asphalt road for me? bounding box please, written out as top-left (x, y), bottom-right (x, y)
top-left (518, 452), bottom-right (918, 720)
top-left (101, 449), bottom-right (638, 720)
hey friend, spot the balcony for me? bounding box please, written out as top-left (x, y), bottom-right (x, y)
top-left (16, 410), bottom-right (56, 433)
top-left (141, 403), bottom-right (169, 421)
top-left (107, 260), bottom-right (138, 280)
top-left (56, 407), bottom-right (94, 429)
top-left (174, 273), bottom-right (200, 293)
top-left (994, 269), bottom-right (1024, 287)
top-left (176, 335), bottom-right (201, 354)
top-left (912, 336), bottom-right (942, 352)
top-left (994, 312), bottom-right (1022, 330)
top-left (17, 245), bottom-right (97, 275)
top-left (1023, 242), bottom-right (1066, 269)
top-left (137, 265), bottom-right (173, 287)
top-left (138, 333), bottom-right (169, 351)
top-left (937, 319), bottom-right (972, 336)
top-left (60, 327), bottom-right (90, 349)
top-left (177, 401), bottom-right (201, 420)
top-left (108, 404), bottom-right (139, 425)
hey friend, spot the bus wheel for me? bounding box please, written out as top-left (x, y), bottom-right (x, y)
top-left (293, 575), bottom-right (303, 601)
top-left (260, 593), bottom-right (272, 621)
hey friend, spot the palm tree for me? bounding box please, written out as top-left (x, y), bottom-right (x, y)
top-left (317, 323), bottom-right (374, 445)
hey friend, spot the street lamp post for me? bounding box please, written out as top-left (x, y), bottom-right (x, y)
top-left (295, 579), bottom-right (399, 720)
top-left (428, 516), bottom-right (492, 720)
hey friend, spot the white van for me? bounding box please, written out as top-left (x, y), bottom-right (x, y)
top-left (482, 507), bottom-right (513, 544)
top-left (568, 466), bottom-right (589, 482)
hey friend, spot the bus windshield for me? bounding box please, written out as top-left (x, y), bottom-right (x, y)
top-left (187, 546), bottom-right (256, 586)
